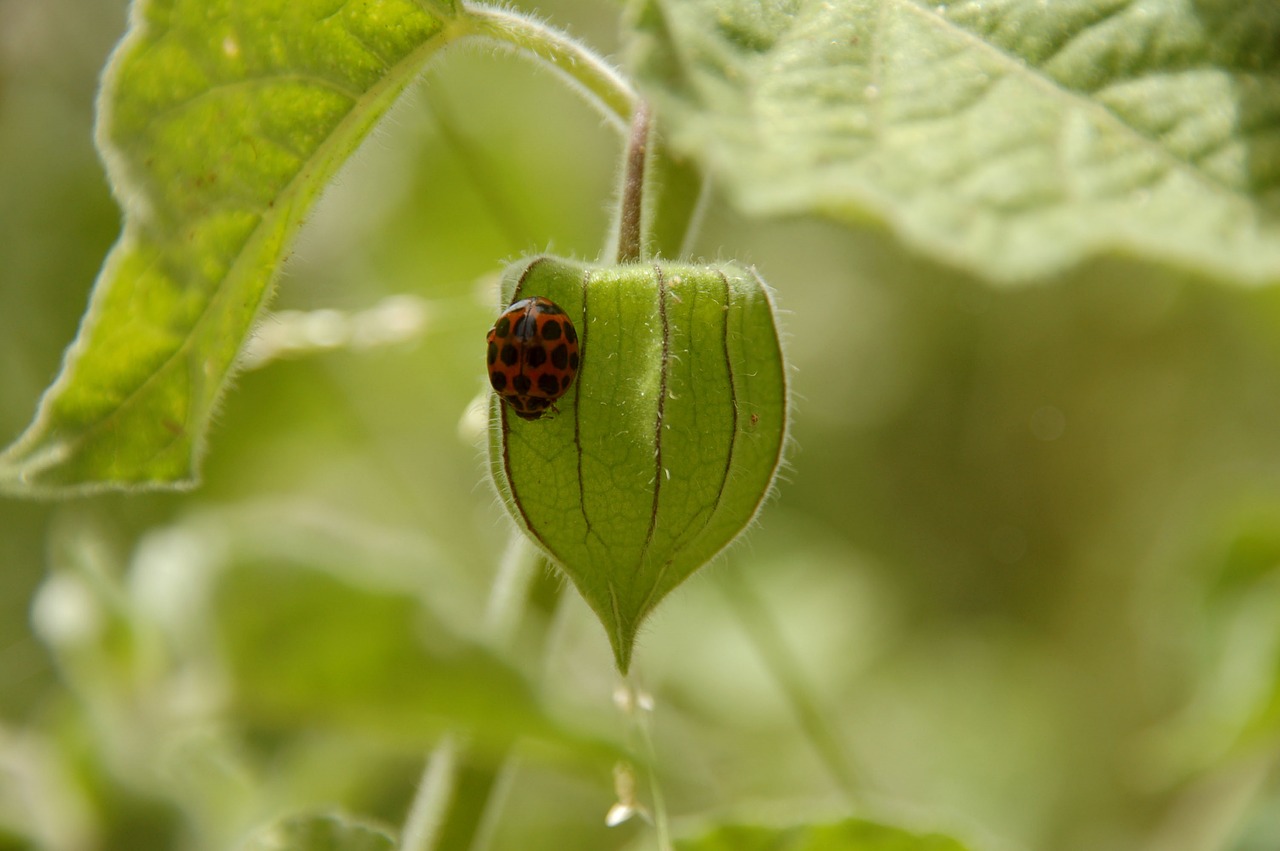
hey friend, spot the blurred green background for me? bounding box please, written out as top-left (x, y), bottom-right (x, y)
top-left (5, 2), bottom-right (1280, 850)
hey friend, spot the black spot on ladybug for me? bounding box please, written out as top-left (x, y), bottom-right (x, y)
top-left (525, 344), bottom-right (547, 368)
top-left (494, 316), bottom-right (510, 338)
top-left (500, 344), bottom-right (519, 366)
top-left (550, 343), bottom-right (568, 370)
top-left (541, 319), bottom-right (562, 341)
top-left (561, 374), bottom-right (573, 390)
top-left (490, 371), bottom-right (507, 391)
top-left (537, 373), bottom-right (560, 395)
top-left (569, 352), bottom-right (580, 370)
top-left (487, 341), bottom-right (498, 365)
top-left (539, 302), bottom-right (564, 315)
top-left (513, 374), bottom-right (531, 394)
top-left (564, 323), bottom-right (578, 344)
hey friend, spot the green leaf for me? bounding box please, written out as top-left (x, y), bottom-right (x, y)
top-left (627, 0), bottom-right (1280, 283)
top-left (0, 0), bottom-right (460, 494)
top-left (214, 560), bottom-right (549, 747)
top-left (238, 811), bottom-right (394, 851)
top-left (676, 817), bottom-right (975, 851)
top-left (488, 257), bottom-right (789, 672)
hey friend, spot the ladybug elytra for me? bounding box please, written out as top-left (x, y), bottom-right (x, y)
top-left (486, 296), bottom-right (580, 420)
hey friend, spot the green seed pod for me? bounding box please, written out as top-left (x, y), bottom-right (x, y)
top-left (488, 256), bottom-right (789, 672)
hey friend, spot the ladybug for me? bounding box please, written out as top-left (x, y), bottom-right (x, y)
top-left (486, 296), bottom-right (580, 420)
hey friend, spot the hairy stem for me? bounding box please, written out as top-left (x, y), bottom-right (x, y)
top-left (615, 102), bottom-right (653, 264)
top-left (462, 4), bottom-right (637, 131)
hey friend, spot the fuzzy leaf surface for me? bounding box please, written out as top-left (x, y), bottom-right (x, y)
top-left (628, 0), bottom-right (1280, 283)
top-left (0, 0), bottom-right (458, 493)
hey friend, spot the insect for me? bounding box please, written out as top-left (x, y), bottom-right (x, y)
top-left (486, 296), bottom-right (580, 420)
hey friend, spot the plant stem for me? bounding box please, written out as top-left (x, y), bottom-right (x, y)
top-left (615, 101), bottom-right (653, 264)
top-left (400, 734), bottom-right (462, 851)
top-left (462, 4), bottom-right (637, 131)
top-left (457, 9), bottom-right (674, 846)
top-left (398, 535), bottom-right (552, 850)
top-left (483, 531), bottom-right (541, 646)
top-left (717, 571), bottom-right (861, 800)
top-left (617, 677), bottom-right (674, 851)
top-left (466, 756), bottom-right (522, 851)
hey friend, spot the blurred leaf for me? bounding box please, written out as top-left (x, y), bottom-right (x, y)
top-left (238, 811), bottom-right (394, 851)
top-left (676, 817), bottom-right (975, 851)
top-left (1213, 507), bottom-right (1280, 596)
top-left (0, 0), bottom-right (459, 494)
top-left (214, 560), bottom-right (548, 747)
top-left (627, 0), bottom-right (1280, 283)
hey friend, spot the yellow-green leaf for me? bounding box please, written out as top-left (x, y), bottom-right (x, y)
top-left (0, 0), bottom-right (459, 494)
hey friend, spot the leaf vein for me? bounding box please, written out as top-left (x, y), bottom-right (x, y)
top-left (30, 30), bottom-right (455, 480)
top-left (639, 265), bottom-right (670, 575)
top-left (894, 0), bottom-right (1254, 203)
top-left (148, 73), bottom-right (365, 126)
